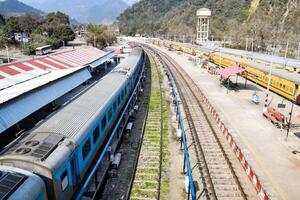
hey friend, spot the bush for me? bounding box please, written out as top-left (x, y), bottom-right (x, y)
top-left (22, 44), bottom-right (38, 55)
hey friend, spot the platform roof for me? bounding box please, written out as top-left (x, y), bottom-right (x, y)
top-left (0, 46), bottom-right (113, 104)
top-left (0, 46), bottom-right (115, 133)
top-left (0, 68), bottom-right (91, 133)
top-left (220, 66), bottom-right (246, 79)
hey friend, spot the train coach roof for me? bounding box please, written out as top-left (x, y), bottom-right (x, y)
top-left (30, 47), bottom-right (143, 143)
top-left (174, 41), bottom-right (300, 68)
top-left (220, 53), bottom-right (300, 84)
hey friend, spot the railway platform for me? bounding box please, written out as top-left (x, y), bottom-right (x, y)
top-left (145, 42), bottom-right (300, 199)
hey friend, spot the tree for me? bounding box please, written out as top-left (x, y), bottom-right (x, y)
top-left (52, 24), bottom-right (75, 42)
top-left (1, 16), bottom-right (21, 42)
top-left (0, 36), bottom-right (8, 48)
top-left (17, 14), bottom-right (42, 34)
top-left (0, 14), bottom-right (5, 26)
top-left (46, 12), bottom-right (70, 25)
top-left (86, 24), bottom-right (116, 48)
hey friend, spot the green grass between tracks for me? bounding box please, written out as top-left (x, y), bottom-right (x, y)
top-left (130, 51), bottom-right (170, 199)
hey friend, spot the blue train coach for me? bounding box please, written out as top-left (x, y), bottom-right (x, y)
top-left (0, 47), bottom-right (145, 199)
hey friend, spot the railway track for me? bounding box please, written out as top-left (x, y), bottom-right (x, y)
top-left (148, 46), bottom-right (249, 200)
top-left (130, 51), bottom-right (164, 200)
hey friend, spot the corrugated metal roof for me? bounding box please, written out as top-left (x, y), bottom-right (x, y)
top-left (0, 47), bottom-right (113, 104)
top-left (0, 68), bottom-right (91, 133)
top-left (0, 66), bottom-right (85, 104)
top-left (89, 51), bottom-right (117, 69)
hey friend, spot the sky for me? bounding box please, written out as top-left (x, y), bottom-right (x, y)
top-left (19, 0), bottom-right (139, 6)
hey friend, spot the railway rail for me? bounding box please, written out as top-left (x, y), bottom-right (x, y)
top-left (147, 45), bottom-right (252, 199)
top-left (130, 51), bottom-right (164, 200)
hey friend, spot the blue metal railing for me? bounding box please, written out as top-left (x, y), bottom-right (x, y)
top-left (157, 53), bottom-right (196, 200)
top-left (171, 80), bottom-right (197, 200)
top-left (76, 60), bottom-right (145, 200)
top-left (149, 48), bottom-right (196, 199)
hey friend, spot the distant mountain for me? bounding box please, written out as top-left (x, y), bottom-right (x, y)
top-left (0, 0), bottom-right (43, 16)
top-left (20, 0), bottom-right (128, 24)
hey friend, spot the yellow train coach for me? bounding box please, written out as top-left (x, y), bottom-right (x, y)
top-left (210, 53), bottom-right (300, 104)
top-left (154, 40), bottom-right (300, 104)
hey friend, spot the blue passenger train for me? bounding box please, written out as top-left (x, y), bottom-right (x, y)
top-left (0, 47), bottom-right (145, 200)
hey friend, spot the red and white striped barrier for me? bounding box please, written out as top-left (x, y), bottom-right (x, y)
top-left (201, 94), bottom-right (270, 200)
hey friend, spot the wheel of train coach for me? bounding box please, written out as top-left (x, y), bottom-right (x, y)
top-left (0, 47), bottom-right (145, 200)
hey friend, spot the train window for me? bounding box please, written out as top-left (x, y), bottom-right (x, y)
top-left (283, 85), bottom-right (286, 89)
top-left (93, 126), bottom-right (100, 144)
top-left (82, 138), bottom-right (91, 161)
top-left (70, 158), bottom-right (75, 175)
top-left (60, 170), bottom-right (69, 191)
top-left (118, 96), bottom-right (121, 106)
top-left (113, 101), bottom-right (117, 112)
top-left (108, 108), bottom-right (112, 121)
top-left (280, 83), bottom-right (282, 88)
top-left (101, 116), bottom-right (107, 131)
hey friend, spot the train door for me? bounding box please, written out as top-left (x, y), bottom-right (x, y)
top-left (296, 85), bottom-right (300, 105)
top-left (70, 154), bottom-right (78, 187)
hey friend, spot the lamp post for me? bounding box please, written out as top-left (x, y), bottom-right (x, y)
top-left (284, 41), bottom-right (289, 67)
top-left (297, 42), bottom-right (300, 60)
top-left (286, 100), bottom-right (294, 140)
top-left (251, 38), bottom-right (254, 54)
top-left (286, 88), bottom-right (296, 140)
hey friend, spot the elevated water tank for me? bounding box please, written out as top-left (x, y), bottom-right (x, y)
top-left (196, 8), bottom-right (211, 45)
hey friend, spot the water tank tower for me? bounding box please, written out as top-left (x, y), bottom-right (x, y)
top-left (196, 8), bottom-right (211, 44)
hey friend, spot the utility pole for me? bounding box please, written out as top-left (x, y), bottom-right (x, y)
top-left (264, 49), bottom-right (274, 112)
top-left (286, 97), bottom-right (295, 140)
top-left (284, 40), bottom-right (289, 67)
top-left (297, 42), bottom-right (300, 60)
top-left (245, 38), bottom-right (248, 51)
top-left (94, 35), bottom-right (96, 47)
top-left (223, 36), bottom-right (226, 48)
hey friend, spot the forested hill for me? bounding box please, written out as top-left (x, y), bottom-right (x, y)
top-left (118, 0), bottom-right (299, 49)
top-left (0, 0), bottom-right (43, 16)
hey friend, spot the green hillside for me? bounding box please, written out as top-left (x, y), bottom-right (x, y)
top-left (118, 0), bottom-right (299, 51)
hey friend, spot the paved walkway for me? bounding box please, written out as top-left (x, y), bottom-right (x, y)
top-left (145, 42), bottom-right (300, 199)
